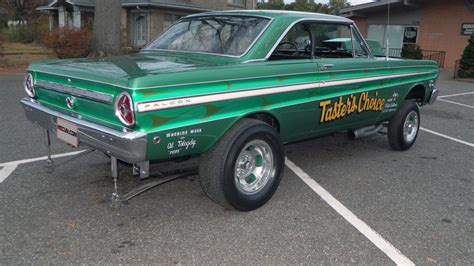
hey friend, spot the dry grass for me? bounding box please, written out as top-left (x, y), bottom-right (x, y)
top-left (0, 42), bottom-right (56, 73)
top-left (2, 42), bottom-right (51, 54)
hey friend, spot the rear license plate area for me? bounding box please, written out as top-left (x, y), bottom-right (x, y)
top-left (56, 118), bottom-right (78, 147)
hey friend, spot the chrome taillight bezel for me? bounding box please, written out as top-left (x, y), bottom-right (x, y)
top-left (24, 73), bottom-right (35, 98)
top-left (114, 91), bottom-right (135, 127)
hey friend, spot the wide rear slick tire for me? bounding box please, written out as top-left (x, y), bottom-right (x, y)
top-left (199, 118), bottom-right (285, 211)
top-left (388, 100), bottom-right (420, 151)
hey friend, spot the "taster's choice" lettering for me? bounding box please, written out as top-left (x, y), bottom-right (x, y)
top-left (319, 91), bottom-right (385, 123)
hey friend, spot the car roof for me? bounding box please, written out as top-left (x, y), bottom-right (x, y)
top-left (186, 10), bottom-right (353, 23)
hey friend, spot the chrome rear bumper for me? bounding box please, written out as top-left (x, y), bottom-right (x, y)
top-left (20, 98), bottom-right (147, 163)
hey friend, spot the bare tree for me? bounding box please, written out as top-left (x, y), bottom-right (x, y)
top-left (0, 0), bottom-right (47, 21)
top-left (90, 0), bottom-right (122, 57)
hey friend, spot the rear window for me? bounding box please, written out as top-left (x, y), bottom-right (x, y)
top-left (144, 16), bottom-right (270, 56)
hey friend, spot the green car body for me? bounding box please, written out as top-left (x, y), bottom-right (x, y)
top-left (21, 10), bottom-right (439, 170)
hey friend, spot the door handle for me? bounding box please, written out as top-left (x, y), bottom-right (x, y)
top-left (320, 64), bottom-right (335, 70)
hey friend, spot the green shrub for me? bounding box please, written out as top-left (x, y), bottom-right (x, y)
top-left (458, 34), bottom-right (474, 78)
top-left (41, 28), bottom-right (92, 59)
top-left (2, 16), bottom-right (49, 44)
top-left (401, 44), bottom-right (423, 60)
top-left (2, 26), bottom-right (35, 43)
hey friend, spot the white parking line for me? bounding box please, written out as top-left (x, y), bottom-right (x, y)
top-left (285, 158), bottom-right (415, 266)
top-left (0, 150), bottom-right (87, 183)
top-left (438, 92), bottom-right (474, 99)
top-left (0, 164), bottom-right (18, 183)
top-left (0, 150), bottom-right (86, 167)
top-left (420, 127), bottom-right (474, 148)
top-left (438, 99), bottom-right (474, 109)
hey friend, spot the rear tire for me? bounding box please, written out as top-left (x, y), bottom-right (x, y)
top-left (199, 118), bottom-right (284, 211)
top-left (388, 100), bottom-right (420, 151)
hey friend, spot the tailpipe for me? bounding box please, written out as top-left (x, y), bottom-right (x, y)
top-left (349, 124), bottom-right (383, 139)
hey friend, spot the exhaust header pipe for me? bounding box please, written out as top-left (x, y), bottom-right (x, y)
top-left (349, 124), bottom-right (383, 139)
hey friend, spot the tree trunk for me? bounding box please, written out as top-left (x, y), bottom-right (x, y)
top-left (90, 0), bottom-right (122, 57)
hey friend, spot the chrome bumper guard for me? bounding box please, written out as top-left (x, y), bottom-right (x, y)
top-left (20, 98), bottom-right (147, 164)
top-left (428, 88), bottom-right (438, 105)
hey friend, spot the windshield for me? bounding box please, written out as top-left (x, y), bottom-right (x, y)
top-left (144, 16), bottom-right (270, 56)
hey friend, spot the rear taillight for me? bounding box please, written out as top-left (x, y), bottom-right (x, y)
top-left (24, 73), bottom-right (35, 98)
top-left (115, 92), bottom-right (135, 127)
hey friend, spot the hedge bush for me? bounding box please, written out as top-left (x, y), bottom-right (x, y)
top-left (458, 34), bottom-right (474, 78)
top-left (42, 28), bottom-right (91, 59)
top-left (401, 44), bottom-right (423, 60)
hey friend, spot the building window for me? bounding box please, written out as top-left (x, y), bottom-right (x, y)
top-left (131, 12), bottom-right (148, 47)
top-left (227, 0), bottom-right (246, 7)
top-left (368, 25), bottom-right (404, 49)
top-left (367, 24), bottom-right (419, 50)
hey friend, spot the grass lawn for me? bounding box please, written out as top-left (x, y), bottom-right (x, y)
top-left (2, 42), bottom-right (52, 54)
top-left (0, 42), bottom-right (56, 73)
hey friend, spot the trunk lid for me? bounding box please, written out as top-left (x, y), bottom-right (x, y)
top-left (28, 52), bottom-right (235, 129)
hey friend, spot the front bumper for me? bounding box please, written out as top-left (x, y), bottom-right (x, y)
top-left (20, 98), bottom-right (147, 163)
top-left (428, 88), bottom-right (438, 105)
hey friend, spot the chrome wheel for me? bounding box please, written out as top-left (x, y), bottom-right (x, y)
top-left (403, 110), bottom-right (419, 143)
top-left (234, 140), bottom-right (275, 195)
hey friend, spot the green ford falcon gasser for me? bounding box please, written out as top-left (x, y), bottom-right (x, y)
top-left (21, 10), bottom-right (439, 211)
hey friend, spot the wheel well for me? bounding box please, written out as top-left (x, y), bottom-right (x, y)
top-left (405, 85), bottom-right (426, 103)
top-left (246, 112), bottom-right (280, 132)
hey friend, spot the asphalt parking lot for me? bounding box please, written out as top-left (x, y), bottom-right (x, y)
top-left (0, 72), bottom-right (472, 264)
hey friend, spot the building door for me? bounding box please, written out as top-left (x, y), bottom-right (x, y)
top-left (132, 12), bottom-right (148, 47)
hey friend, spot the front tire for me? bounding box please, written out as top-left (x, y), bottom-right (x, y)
top-left (388, 100), bottom-right (420, 151)
top-left (199, 118), bottom-right (284, 211)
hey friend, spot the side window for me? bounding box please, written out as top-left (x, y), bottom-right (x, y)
top-left (270, 23), bottom-right (312, 60)
top-left (352, 28), bottom-right (370, 58)
top-left (310, 23), bottom-right (353, 58)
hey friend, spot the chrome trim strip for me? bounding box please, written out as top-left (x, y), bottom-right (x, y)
top-left (185, 13), bottom-right (274, 20)
top-left (143, 16), bottom-right (274, 59)
top-left (136, 71), bottom-right (436, 113)
top-left (137, 82), bottom-right (321, 113)
top-left (29, 70), bottom-right (130, 89)
top-left (243, 58), bottom-right (266, 63)
top-left (36, 80), bottom-right (114, 104)
top-left (320, 71), bottom-right (430, 87)
top-left (134, 65), bottom-right (437, 90)
top-left (31, 64), bottom-right (437, 91)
